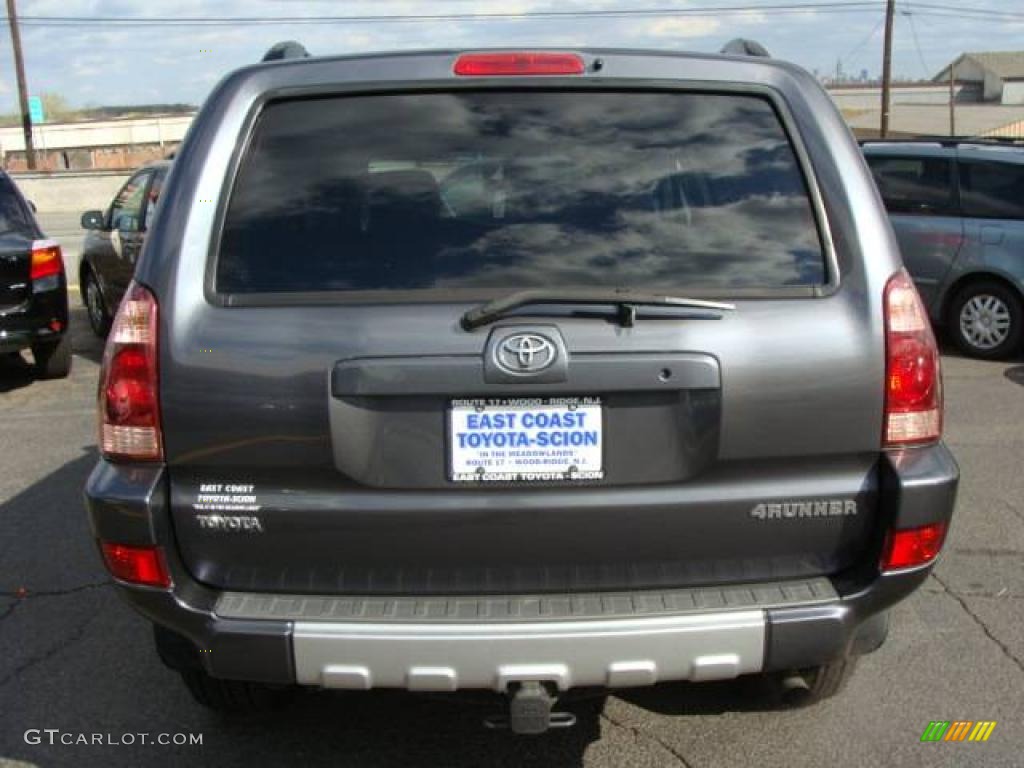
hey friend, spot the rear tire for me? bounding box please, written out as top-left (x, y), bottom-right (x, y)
top-left (83, 271), bottom-right (112, 337)
top-left (31, 334), bottom-right (71, 379)
top-left (778, 657), bottom-right (859, 708)
top-left (947, 281), bottom-right (1023, 360)
top-left (179, 668), bottom-right (292, 716)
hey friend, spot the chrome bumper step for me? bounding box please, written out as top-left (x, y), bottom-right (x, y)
top-left (292, 610), bottom-right (766, 691)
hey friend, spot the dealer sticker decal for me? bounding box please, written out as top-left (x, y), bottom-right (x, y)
top-left (192, 483), bottom-right (264, 533)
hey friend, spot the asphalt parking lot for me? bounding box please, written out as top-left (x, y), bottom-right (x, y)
top-left (1, 308), bottom-right (1022, 768)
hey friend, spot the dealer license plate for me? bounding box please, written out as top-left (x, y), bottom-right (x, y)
top-left (449, 397), bottom-right (604, 482)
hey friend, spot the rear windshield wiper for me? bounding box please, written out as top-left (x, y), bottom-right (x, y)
top-left (461, 289), bottom-right (735, 330)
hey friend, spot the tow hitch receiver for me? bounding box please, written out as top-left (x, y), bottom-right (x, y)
top-left (484, 682), bottom-right (577, 735)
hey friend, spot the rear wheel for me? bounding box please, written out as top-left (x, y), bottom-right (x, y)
top-left (179, 668), bottom-right (292, 716)
top-left (83, 271), bottom-right (112, 337)
top-left (154, 625), bottom-right (292, 715)
top-left (778, 657), bottom-right (859, 708)
top-left (948, 281), bottom-right (1023, 360)
top-left (31, 334), bottom-right (71, 379)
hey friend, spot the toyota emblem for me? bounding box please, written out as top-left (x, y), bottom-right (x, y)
top-left (495, 333), bottom-right (558, 374)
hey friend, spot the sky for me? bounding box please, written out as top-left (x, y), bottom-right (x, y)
top-left (0, 0), bottom-right (1022, 113)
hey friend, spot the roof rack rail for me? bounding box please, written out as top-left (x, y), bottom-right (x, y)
top-left (720, 38), bottom-right (771, 58)
top-left (261, 41), bottom-right (310, 62)
top-left (858, 136), bottom-right (1024, 148)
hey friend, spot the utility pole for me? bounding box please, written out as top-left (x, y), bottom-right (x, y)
top-left (948, 62), bottom-right (956, 137)
top-left (880, 0), bottom-right (896, 138)
top-left (5, 0), bottom-right (36, 169)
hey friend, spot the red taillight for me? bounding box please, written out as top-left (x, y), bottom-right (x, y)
top-left (454, 52), bottom-right (585, 77)
top-left (884, 270), bottom-right (942, 447)
top-left (30, 240), bottom-right (63, 281)
top-left (99, 282), bottom-right (163, 461)
top-left (100, 542), bottom-right (171, 587)
top-left (881, 521), bottom-right (948, 571)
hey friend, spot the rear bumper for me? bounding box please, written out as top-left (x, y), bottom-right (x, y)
top-left (0, 288), bottom-right (69, 353)
top-left (83, 443), bottom-right (958, 690)
top-left (0, 327), bottom-right (64, 353)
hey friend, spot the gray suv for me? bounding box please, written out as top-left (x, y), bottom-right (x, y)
top-left (863, 140), bottom-right (1024, 359)
top-left (84, 49), bottom-right (958, 734)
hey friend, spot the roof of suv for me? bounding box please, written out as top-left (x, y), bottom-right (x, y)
top-left (862, 139), bottom-right (1024, 163)
top-left (225, 46), bottom-right (815, 90)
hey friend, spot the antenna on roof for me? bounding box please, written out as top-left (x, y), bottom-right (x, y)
top-left (261, 41), bottom-right (310, 62)
top-left (720, 39), bottom-right (771, 58)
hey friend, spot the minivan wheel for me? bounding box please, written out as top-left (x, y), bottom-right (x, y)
top-left (83, 272), bottom-right (112, 337)
top-left (179, 668), bottom-right (293, 716)
top-left (949, 281), bottom-right (1023, 360)
top-left (777, 657), bottom-right (858, 708)
top-left (31, 334), bottom-right (71, 379)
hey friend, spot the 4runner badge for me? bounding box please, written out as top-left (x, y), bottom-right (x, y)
top-left (751, 499), bottom-right (857, 520)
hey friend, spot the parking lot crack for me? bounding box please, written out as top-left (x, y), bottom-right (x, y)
top-left (999, 498), bottom-right (1024, 526)
top-left (0, 580), bottom-right (110, 601)
top-left (0, 610), bottom-right (99, 690)
top-left (932, 571), bottom-right (1024, 675)
top-left (601, 710), bottom-right (695, 767)
top-left (0, 581), bottom-right (109, 629)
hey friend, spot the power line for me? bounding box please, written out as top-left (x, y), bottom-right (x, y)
top-left (7, 2), bottom-right (892, 28)
top-left (901, 1), bottom-right (932, 79)
top-left (907, 4), bottom-right (1024, 22)
top-left (839, 14), bottom-right (885, 71)
top-left (911, 2), bottom-right (1024, 20)
top-left (3, 0), bottom-right (1020, 28)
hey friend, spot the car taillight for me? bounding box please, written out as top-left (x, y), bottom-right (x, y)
top-left (100, 542), bottom-right (171, 587)
top-left (884, 269), bottom-right (942, 447)
top-left (454, 52), bottom-right (585, 76)
top-left (99, 282), bottom-right (163, 461)
top-left (881, 521), bottom-right (948, 571)
top-left (30, 240), bottom-right (63, 288)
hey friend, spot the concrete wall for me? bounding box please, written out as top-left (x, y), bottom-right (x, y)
top-left (3, 144), bottom-right (176, 172)
top-left (0, 114), bottom-right (192, 171)
top-left (828, 84), bottom-right (980, 110)
top-left (0, 115), bottom-right (192, 153)
top-left (10, 171), bottom-right (131, 214)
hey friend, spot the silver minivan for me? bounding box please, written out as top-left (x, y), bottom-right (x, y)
top-left (863, 140), bottom-right (1024, 359)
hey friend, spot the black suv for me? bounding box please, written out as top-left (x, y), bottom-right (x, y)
top-left (79, 160), bottom-right (170, 337)
top-left (0, 170), bottom-right (70, 378)
top-left (84, 49), bottom-right (958, 734)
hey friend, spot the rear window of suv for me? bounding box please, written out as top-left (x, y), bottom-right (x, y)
top-left (217, 91), bottom-right (826, 296)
